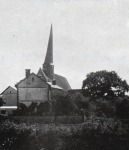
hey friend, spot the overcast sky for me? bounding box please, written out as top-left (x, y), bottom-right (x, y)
top-left (0, 0), bottom-right (129, 92)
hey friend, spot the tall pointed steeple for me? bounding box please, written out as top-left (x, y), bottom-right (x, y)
top-left (43, 24), bottom-right (54, 80)
top-left (44, 24), bottom-right (53, 64)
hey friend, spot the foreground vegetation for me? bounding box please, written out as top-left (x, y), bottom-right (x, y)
top-left (0, 117), bottom-right (129, 150)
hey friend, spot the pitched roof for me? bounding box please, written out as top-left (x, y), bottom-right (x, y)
top-left (54, 74), bottom-right (71, 91)
top-left (15, 72), bottom-right (47, 87)
top-left (37, 69), bottom-right (71, 91)
top-left (37, 68), bottom-right (49, 81)
top-left (0, 86), bottom-right (17, 95)
top-left (37, 68), bottom-right (71, 90)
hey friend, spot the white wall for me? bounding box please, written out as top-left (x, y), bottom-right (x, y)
top-left (19, 88), bottom-right (48, 102)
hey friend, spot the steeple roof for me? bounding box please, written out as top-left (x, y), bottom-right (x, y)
top-left (37, 68), bottom-right (48, 81)
top-left (44, 24), bottom-right (53, 65)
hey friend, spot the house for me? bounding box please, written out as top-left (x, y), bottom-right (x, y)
top-left (0, 86), bottom-right (17, 115)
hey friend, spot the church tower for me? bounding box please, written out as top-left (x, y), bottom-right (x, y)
top-left (43, 24), bottom-right (54, 80)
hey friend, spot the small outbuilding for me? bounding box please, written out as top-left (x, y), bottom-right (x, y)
top-left (0, 86), bottom-right (17, 115)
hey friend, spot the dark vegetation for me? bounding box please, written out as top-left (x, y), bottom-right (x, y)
top-left (1, 70), bottom-right (129, 150)
top-left (14, 92), bottom-right (89, 117)
top-left (0, 118), bottom-right (129, 150)
top-left (82, 70), bottom-right (129, 119)
top-left (82, 70), bottom-right (129, 99)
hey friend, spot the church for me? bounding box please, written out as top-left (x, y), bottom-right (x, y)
top-left (15, 25), bottom-right (71, 106)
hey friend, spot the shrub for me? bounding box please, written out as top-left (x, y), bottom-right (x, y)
top-left (0, 120), bottom-right (35, 150)
top-left (115, 96), bottom-right (129, 119)
top-left (1, 118), bottom-right (129, 150)
top-left (95, 99), bottom-right (115, 117)
top-left (59, 118), bottom-right (129, 150)
top-left (37, 101), bottom-right (51, 115)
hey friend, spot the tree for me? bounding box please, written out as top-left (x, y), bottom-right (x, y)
top-left (52, 94), bottom-right (74, 116)
top-left (82, 70), bottom-right (129, 99)
top-left (15, 103), bottom-right (28, 116)
top-left (28, 102), bottom-right (37, 115)
top-left (68, 93), bottom-right (89, 115)
top-left (37, 101), bottom-right (51, 115)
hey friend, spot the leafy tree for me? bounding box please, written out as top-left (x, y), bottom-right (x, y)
top-left (37, 101), bottom-right (51, 115)
top-left (52, 94), bottom-right (74, 116)
top-left (70, 93), bottom-right (89, 110)
top-left (51, 91), bottom-right (78, 117)
top-left (14, 103), bottom-right (28, 116)
top-left (82, 70), bottom-right (129, 99)
top-left (28, 102), bottom-right (37, 115)
top-left (95, 98), bottom-right (115, 117)
top-left (68, 93), bottom-right (90, 118)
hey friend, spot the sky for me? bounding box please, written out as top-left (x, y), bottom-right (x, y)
top-left (0, 0), bottom-right (129, 92)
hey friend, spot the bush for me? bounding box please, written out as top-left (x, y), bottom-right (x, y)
top-left (95, 99), bottom-right (115, 118)
top-left (14, 102), bottom-right (51, 116)
top-left (0, 120), bottom-right (35, 150)
top-left (37, 101), bottom-right (51, 115)
top-left (59, 118), bottom-right (129, 150)
top-left (51, 94), bottom-right (75, 116)
top-left (1, 118), bottom-right (129, 150)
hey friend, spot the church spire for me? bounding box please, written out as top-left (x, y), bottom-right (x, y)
top-left (44, 24), bottom-right (53, 64)
top-left (43, 24), bottom-right (54, 80)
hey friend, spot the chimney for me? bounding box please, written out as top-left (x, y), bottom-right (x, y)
top-left (52, 79), bottom-right (56, 85)
top-left (25, 69), bottom-right (30, 78)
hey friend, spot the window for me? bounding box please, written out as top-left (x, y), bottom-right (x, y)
top-left (1, 110), bottom-right (6, 115)
top-left (32, 77), bottom-right (34, 82)
top-left (10, 91), bottom-right (11, 93)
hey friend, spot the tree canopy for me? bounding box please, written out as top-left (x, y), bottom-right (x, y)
top-left (52, 93), bottom-right (75, 116)
top-left (82, 70), bottom-right (129, 99)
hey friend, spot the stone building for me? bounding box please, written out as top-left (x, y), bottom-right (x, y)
top-left (15, 25), bottom-right (71, 106)
top-left (0, 86), bottom-right (17, 115)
